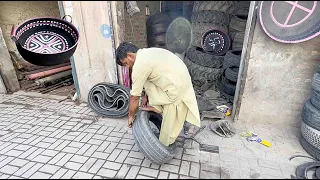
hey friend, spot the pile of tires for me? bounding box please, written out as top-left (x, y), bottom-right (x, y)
top-left (300, 70), bottom-right (320, 160)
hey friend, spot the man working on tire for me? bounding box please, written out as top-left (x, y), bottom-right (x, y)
top-left (116, 42), bottom-right (200, 147)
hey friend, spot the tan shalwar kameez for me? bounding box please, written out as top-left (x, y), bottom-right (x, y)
top-left (130, 48), bottom-right (201, 146)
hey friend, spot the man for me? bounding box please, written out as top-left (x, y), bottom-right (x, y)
top-left (116, 42), bottom-right (200, 147)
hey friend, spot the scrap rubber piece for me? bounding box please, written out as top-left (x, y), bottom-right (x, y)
top-left (88, 82), bottom-right (130, 118)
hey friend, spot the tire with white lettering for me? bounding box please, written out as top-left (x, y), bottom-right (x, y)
top-left (132, 110), bottom-right (176, 164)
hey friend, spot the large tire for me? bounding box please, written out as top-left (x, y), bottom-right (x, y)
top-left (191, 10), bottom-right (230, 26)
top-left (301, 121), bottom-right (320, 151)
top-left (233, 1), bottom-right (250, 16)
top-left (229, 15), bottom-right (247, 32)
top-left (147, 12), bottom-right (171, 27)
top-left (183, 57), bottom-right (223, 82)
top-left (300, 136), bottom-right (320, 160)
top-left (191, 23), bottom-right (228, 48)
top-left (132, 110), bottom-right (176, 164)
top-left (220, 77), bottom-right (236, 96)
top-left (302, 100), bottom-right (320, 131)
top-left (229, 31), bottom-right (245, 43)
top-left (148, 33), bottom-right (166, 47)
top-left (193, 1), bottom-right (236, 14)
top-left (147, 23), bottom-right (169, 36)
top-left (185, 46), bottom-right (223, 68)
top-left (311, 90), bottom-right (320, 111)
top-left (312, 73), bottom-right (320, 92)
top-left (223, 50), bottom-right (241, 70)
top-left (232, 42), bottom-right (243, 51)
top-left (225, 67), bottom-right (239, 83)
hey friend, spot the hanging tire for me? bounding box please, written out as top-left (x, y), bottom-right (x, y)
top-left (223, 50), bottom-right (241, 70)
top-left (132, 110), bottom-right (176, 164)
top-left (193, 1), bottom-right (236, 14)
top-left (229, 31), bottom-right (245, 43)
top-left (301, 121), bottom-right (320, 151)
top-left (302, 100), bottom-right (320, 131)
top-left (225, 67), bottom-right (239, 82)
top-left (147, 12), bottom-right (171, 27)
top-left (232, 42), bottom-right (243, 51)
top-left (191, 10), bottom-right (230, 26)
top-left (220, 77), bottom-right (236, 96)
top-left (183, 57), bottom-right (223, 82)
top-left (229, 15), bottom-right (247, 32)
top-left (300, 136), bottom-right (320, 160)
top-left (185, 46), bottom-right (223, 68)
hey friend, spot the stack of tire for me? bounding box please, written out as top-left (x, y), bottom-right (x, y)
top-left (218, 1), bottom-right (250, 102)
top-left (183, 1), bottom-right (236, 88)
top-left (300, 70), bottom-right (320, 160)
top-left (146, 12), bottom-right (172, 49)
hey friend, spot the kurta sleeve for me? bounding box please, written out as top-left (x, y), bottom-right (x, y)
top-left (130, 64), bottom-right (152, 96)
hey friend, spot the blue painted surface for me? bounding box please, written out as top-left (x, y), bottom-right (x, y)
top-left (100, 24), bottom-right (112, 38)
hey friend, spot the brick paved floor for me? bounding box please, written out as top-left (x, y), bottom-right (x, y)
top-left (0, 92), bottom-right (312, 179)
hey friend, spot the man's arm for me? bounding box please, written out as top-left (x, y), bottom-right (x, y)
top-left (128, 95), bottom-right (140, 128)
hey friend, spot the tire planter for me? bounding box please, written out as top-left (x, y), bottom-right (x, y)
top-left (229, 15), bottom-right (247, 32)
top-left (193, 1), bottom-right (236, 14)
top-left (300, 136), bottom-right (320, 160)
top-left (201, 30), bottom-right (231, 55)
top-left (132, 110), bottom-right (176, 164)
top-left (191, 10), bottom-right (230, 26)
top-left (183, 57), bottom-right (223, 83)
top-left (301, 121), bottom-right (320, 150)
top-left (88, 83), bottom-right (130, 118)
top-left (185, 46), bottom-right (223, 68)
top-left (225, 67), bottom-right (239, 82)
top-left (302, 99), bottom-right (320, 131)
top-left (223, 50), bottom-right (241, 70)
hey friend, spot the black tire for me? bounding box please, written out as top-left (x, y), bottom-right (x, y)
top-left (223, 50), bottom-right (241, 70)
top-left (233, 1), bottom-right (250, 16)
top-left (225, 67), bottom-right (239, 82)
top-left (147, 23), bottom-right (169, 36)
top-left (132, 110), bottom-right (176, 164)
top-left (193, 1), bottom-right (236, 14)
top-left (220, 77), bottom-right (236, 96)
top-left (232, 42), bottom-right (243, 51)
top-left (148, 33), bottom-right (166, 47)
top-left (220, 90), bottom-right (234, 102)
top-left (229, 31), bottom-right (245, 43)
top-left (312, 73), bottom-right (320, 92)
top-left (191, 23), bottom-right (228, 48)
top-left (168, 10), bottom-right (183, 21)
top-left (191, 10), bottom-right (230, 26)
top-left (146, 12), bottom-right (171, 27)
top-left (301, 121), bottom-right (320, 151)
top-left (229, 15), bottom-right (247, 32)
top-left (300, 136), bottom-right (320, 160)
top-left (302, 100), bottom-right (320, 131)
top-left (311, 90), bottom-right (320, 111)
top-left (185, 46), bottom-right (223, 68)
top-left (183, 57), bottom-right (223, 82)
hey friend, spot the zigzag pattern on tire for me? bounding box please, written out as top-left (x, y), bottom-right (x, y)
top-left (193, 1), bottom-right (236, 14)
top-left (191, 10), bottom-right (230, 26)
top-left (301, 121), bottom-right (320, 151)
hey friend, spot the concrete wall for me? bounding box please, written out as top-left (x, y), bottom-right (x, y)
top-left (61, 1), bottom-right (118, 102)
top-left (124, 1), bottom-right (160, 48)
top-left (237, 20), bottom-right (320, 127)
top-left (0, 1), bottom-right (60, 52)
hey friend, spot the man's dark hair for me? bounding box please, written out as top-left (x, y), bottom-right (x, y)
top-left (116, 42), bottom-right (139, 66)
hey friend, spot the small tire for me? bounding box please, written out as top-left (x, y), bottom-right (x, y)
top-left (185, 46), bottom-right (223, 68)
top-left (301, 121), bottom-right (320, 151)
top-left (191, 10), bottom-right (230, 26)
top-left (300, 136), bottom-right (320, 160)
top-left (220, 77), bottom-right (236, 96)
top-left (223, 50), bottom-right (241, 70)
top-left (229, 15), bottom-right (247, 32)
top-left (302, 100), bottom-right (320, 131)
top-left (132, 110), bottom-right (176, 164)
top-left (225, 67), bottom-right (239, 82)
top-left (193, 1), bottom-right (236, 14)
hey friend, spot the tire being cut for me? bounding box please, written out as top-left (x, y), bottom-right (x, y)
top-left (132, 110), bottom-right (176, 164)
top-left (183, 57), bottom-right (223, 82)
top-left (191, 10), bottom-right (230, 26)
top-left (302, 100), bottom-right (320, 131)
top-left (225, 67), bottom-right (239, 82)
top-left (193, 1), bottom-right (236, 14)
top-left (185, 46), bottom-right (223, 68)
top-left (229, 15), bottom-right (247, 32)
top-left (300, 136), bottom-right (320, 160)
top-left (301, 121), bottom-right (320, 150)
top-left (223, 50), bottom-right (241, 70)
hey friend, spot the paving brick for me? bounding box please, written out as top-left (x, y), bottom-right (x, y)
top-left (0, 174), bottom-right (10, 179)
top-left (89, 159), bottom-right (106, 174)
top-left (80, 133), bottom-right (94, 143)
top-left (115, 164), bottom-right (130, 179)
top-left (10, 138), bottom-right (26, 143)
top-left (50, 168), bottom-right (68, 179)
top-left (47, 129), bottom-right (63, 138)
top-left (158, 171), bottom-right (169, 179)
top-left (29, 172), bottom-right (51, 179)
top-left (61, 135), bottom-right (76, 141)
top-left (9, 158), bottom-right (28, 167)
top-left (70, 154), bottom-right (89, 163)
top-left (88, 139), bottom-right (103, 146)
top-left (63, 146), bottom-right (79, 154)
top-left (56, 153), bottom-right (73, 166)
top-left (117, 143), bottom-right (133, 150)
top-left (0, 165), bottom-right (19, 174)
top-left (92, 151), bottom-right (110, 159)
top-left (0, 143), bottom-right (18, 154)
top-left (141, 158), bottom-right (152, 168)
top-left (64, 161), bottom-right (83, 171)
top-left (103, 127), bottom-right (113, 135)
top-left (33, 155), bottom-right (52, 163)
top-left (139, 167), bottom-right (159, 177)
top-left (180, 161), bottom-right (190, 176)
top-left (54, 129), bottom-right (69, 139)
top-left (102, 161), bottom-right (122, 170)
top-left (83, 145), bottom-right (98, 157)
top-left (20, 163), bottom-right (43, 178)
top-left (200, 170), bottom-right (220, 179)
top-left (96, 126), bottom-right (109, 134)
top-left (80, 158), bottom-right (97, 172)
top-left (136, 175), bottom-right (154, 179)
top-left (190, 162), bottom-right (200, 178)
top-left (5, 149), bottom-right (23, 157)
top-left (168, 173), bottom-right (179, 179)
top-left (160, 164), bottom-right (179, 174)
top-left (13, 161), bottom-right (34, 176)
top-left (18, 147), bottom-right (37, 159)
top-left (29, 136), bottom-right (45, 146)
top-left (150, 163), bottom-right (160, 169)
top-left (48, 152), bottom-right (66, 164)
top-left (97, 168), bottom-right (117, 178)
top-left (61, 170), bottom-right (76, 179)
top-left (182, 154), bottom-right (200, 163)
top-left (107, 136), bottom-right (121, 142)
top-left (128, 151), bottom-right (145, 159)
top-left (73, 171), bottom-right (94, 179)
top-left (76, 144), bottom-right (91, 155)
top-left (126, 166), bottom-right (140, 179)
top-left (41, 149), bottom-right (58, 157)
top-left (39, 164), bottom-right (60, 174)
top-left (35, 142), bottom-right (51, 149)
top-left (260, 166), bottom-right (283, 177)
top-left (55, 140), bottom-right (70, 151)
top-left (124, 157), bottom-right (143, 166)
top-left (26, 148), bottom-right (45, 160)
top-left (74, 132), bottom-right (87, 142)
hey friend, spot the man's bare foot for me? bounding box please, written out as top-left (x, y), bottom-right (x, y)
top-left (141, 106), bottom-right (161, 114)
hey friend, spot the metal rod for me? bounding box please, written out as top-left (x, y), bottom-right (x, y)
top-left (35, 70), bottom-right (72, 86)
top-left (26, 65), bottom-right (71, 80)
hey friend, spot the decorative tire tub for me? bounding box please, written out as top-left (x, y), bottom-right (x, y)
top-left (201, 29), bottom-right (231, 56)
top-left (11, 16), bottom-right (79, 66)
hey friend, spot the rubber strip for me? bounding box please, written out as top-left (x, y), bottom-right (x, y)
top-left (295, 162), bottom-right (320, 179)
top-left (88, 82), bottom-right (130, 118)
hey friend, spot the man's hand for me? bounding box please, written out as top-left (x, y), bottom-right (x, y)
top-left (141, 95), bottom-right (148, 107)
top-left (128, 96), bottom-right (140, 128)
top-left (128, 116), bottom-right (135, 128)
